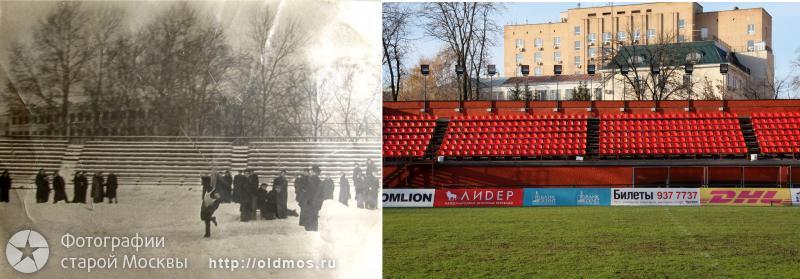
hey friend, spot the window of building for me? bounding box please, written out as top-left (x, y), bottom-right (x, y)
top-left (534, 66), bottom-right (542, 76)
top-left (574, 25), bottom-right (581, 35)
top-left (618, 31), bottom-right (626, 41)
top-left (588, 47), bottom-right (597, 58)
top-left (535, 37), bottom-right (543, 48)
top-left (647, 29), bottom-right (656, 39)
top-left (574, 56), bottom-right (582, 67)
top-left (678, 19), bottom-right (685, 29)
top-left (603, 32), bottom-right (612, 43)
top-left (516, 39), bottom-right (524, 49)
top-left (554, 37), bottom-right (561, 47)
top-left (574, 40), bottom-right (581, 50)
top-left (534, 52), bottom-right (542, 64)
top-left (677, 35), bottom-right (685, 43)
top-left (588, 33), bottom-right (596, 44)
top-left (701, 27), bottom-right (708, 40)
top-left (633, 30), bottom-right (641, 41)
top-left (516, 53), bottom-right (523, 64)
top-left (747, 40), bottom-right (755, 51)
top-left (747, 24), bottom-right (755, 35)
top-left (554, 51), bottom-right (561, 63)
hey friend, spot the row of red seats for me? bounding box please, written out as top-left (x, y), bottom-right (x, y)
top-left (751, 118), bottom-right (800, 124)
top-left (761, 147), bottom-right (800, 153)
top-left (603, 113), bottom-right (739, 119)
top-left (755, 129), bottom-right (800, 136)
top-left (447, 132), bottom-right (585, 140)
top-left (601, 131), bottom-right (742, 137)
top-left (602, 124), bottom-right (740, 131)
top-left (384, 140), bottom-right (429, 146)
top-left (603, 137), bottom-right (744, 144)
top-left (450, 120), bottom-right (586, 127)
top-left (384, 115), bottom-right (436, 121)
top-left (604, 148), bottom-right (747, 155)
top-left (759, 141), bottom-right (800, 147)
top-left (445, 138), bottom-right (586, 145)
top-left (384, 134), bottom-right (432, 141)
top-left (450, 126), bottom-right (585, 133)
top-left (439, 149), bottom-right (585, 157)
top-left (452, 114), bottom-right (588, 120)
top-left (603, 119), bottom-right (738, 125)
top-left (751, 112), bottom-right (800, 118)
top-left (384, 144), bottom-right (427, 151)
top-left (384, 121), bottom-right (435, 128)
top-left (753, 123), bottom-right (800, 130)
top-left (384, 150), bottom-right (425, 157)
top-left (383, 127), bottom-right (435, 134)
top-left (602, 142), bottom-right (745, 149)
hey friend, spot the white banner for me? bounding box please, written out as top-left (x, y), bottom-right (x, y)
top-left (382, 189), bottom-right (435, 208)
top-left (792, 189), bottom-right (800, 206)
top-left (611, 188), bottom-right (700, 206)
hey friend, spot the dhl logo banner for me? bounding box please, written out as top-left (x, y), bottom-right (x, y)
top-left (700, 188), bottom-right (792, 206)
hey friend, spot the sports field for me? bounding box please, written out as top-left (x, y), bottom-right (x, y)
top-left (384, 207), bottom-right (800, 278)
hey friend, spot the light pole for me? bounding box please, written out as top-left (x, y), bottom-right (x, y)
top-left (588, 64), bottom-right (596, 100)
top-left (520, 65), bottom-right (530, 100)
top-left (420, 64), bottom-right (430, 101)
top-left (620, 64), bottom-right (629, 101)
top-left (684, 51), bottom-right (701, 101)
top-left (554, 64), bottom-right (562, 100)
top-left (487, 64), bottom-right (497, 100)
top-left (720, 63), bottom-right (729, 100)
top-left (650, 64), bottom-right (660, 101)
top-left (455, 64), bottom-right (465, 102)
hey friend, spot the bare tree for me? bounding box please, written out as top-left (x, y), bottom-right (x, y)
top-left (86, 6), bottom-right (124, 133)
top-left (419, 2), bottom-right (500, 101)
top-left (382, 3), bottom-right (412, 101)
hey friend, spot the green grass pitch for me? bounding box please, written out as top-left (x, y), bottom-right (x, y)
top-left (383, 207), bottom-right (800, 278)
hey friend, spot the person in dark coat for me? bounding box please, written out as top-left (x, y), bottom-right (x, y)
top-left (220, 170), bottom-right (233, 203)
top-left (105, 172), bottom-right (118, 203)
top-left (322, 176), bottom-right (335, 200)
top-left (0, 170), bottom-right (11, 203)
top-left (201, 190), bottom-right (222, 238)
top-left (353, 163), bottom-right (365, 208)
top-left (257, 183), bottom-right (275, 220)
top-left (35, 169), bottom-right (49, 203)
top-left (300, 166), bottom-right (324, 232)
top-left (232, 170), bottom-right (245, 203)
top-left (247, 170), bottom-right (260, 220)
top-left (366, 171), bottom-right (379, 210)
top-left (52, 170), bottom-right (68, 204)
top-left (294, 169), bottom-right (309, 225)
top-left (72, 172), bottom-right (88, 203)
top-left (366, 158), bottom-right (376, 177)
top-left (338, 172), bottom-right (350, 206)
top-left (91, 172), bottom-right (105, 203)
top-left (272, 170), bottom-right (289, 219)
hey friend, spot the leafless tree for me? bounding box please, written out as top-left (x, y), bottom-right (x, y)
top-left (382, 3), bottom-right (412, 101)
top-left (419, 2), bottom-right (500, 101)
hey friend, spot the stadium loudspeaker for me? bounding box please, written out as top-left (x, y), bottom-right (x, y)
top-left (455, 64), bottom-right (465, 75)
top-left (684, 63), bottom-right (694, 74)
top-left (520, 65), bottom-right (530, 76)
top-left (587, 64), bottom-right (596, 75)
top-left (650, 64), bottom-right (660, 75)
top-left (620, 64), bottom-right (629, 75)
top-left (554, 65), bottom-right (563, 75)
top-left (487, 64), bottom-right (497, 76)
top-left (720, 64), bottom-right (729, 74)
top-left (421, 64), bottom-right (430, 76)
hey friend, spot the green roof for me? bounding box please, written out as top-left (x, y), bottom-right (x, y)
top-left (603, 41), bottom-right (749, 73)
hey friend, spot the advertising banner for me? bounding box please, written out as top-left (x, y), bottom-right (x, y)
top-left (433, 188), bottom-right (523, 207)
top-left (791, 189), bottom-right (800, 206)
top-left (382, 189), bottom-right (436, 208)
top-left (523, 188), bottom-right (610, 206)
top-left (611, 188), bottom-right (700, 206)
top-left (700, 188), bottom-right (792, 206)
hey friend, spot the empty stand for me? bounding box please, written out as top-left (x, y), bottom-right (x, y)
top-left (437, 114), bottom-right (588, 158)
top-left (383, 115), bottom-right (436, 158)
top-left (0, 139), bottom-right (68, 186)
top-left (599, 113), bottom-right (747, 157)
top-left (752, 112), bottom-right (800, 155)
top-left (247, 141), bottom-right (381, 184)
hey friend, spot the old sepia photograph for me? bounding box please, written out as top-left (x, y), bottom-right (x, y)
top-left (0, 0), bottom-right (381, 278)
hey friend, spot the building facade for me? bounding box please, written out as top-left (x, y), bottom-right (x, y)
top-left (503, 2), bottom-right (773, 99)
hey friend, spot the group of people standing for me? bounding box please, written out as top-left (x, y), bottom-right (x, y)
top-left (198, 158), bottom-right (380, 237)
top-left (0, 169), bottom-right (118, 204)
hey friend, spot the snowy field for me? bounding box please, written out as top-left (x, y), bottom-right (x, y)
top-left (0, 185), bottom-right (381, 278)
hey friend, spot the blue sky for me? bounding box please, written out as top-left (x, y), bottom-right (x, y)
top-left (402, 2), bottom-right (800, 80)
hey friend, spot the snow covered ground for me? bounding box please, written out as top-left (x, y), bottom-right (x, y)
top-left (0, 185), bottom-right (381, 278)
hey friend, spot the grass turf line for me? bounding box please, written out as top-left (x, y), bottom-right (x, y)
top-left (383, 207), bottom-right (800, 278)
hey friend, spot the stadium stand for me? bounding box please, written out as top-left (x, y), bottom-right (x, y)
top-left (599, 113), bottom-right (747, 157)
top-left (752, 112), bottom-right (800, 155)
top-left (438, 114), bottom-right (588, 158)
top-left (383, 115), bottom-right (436, 158)
top-left (0, 139), bottom-right (68, 186)
top-left (248, 141), bottom-right (381, 184)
